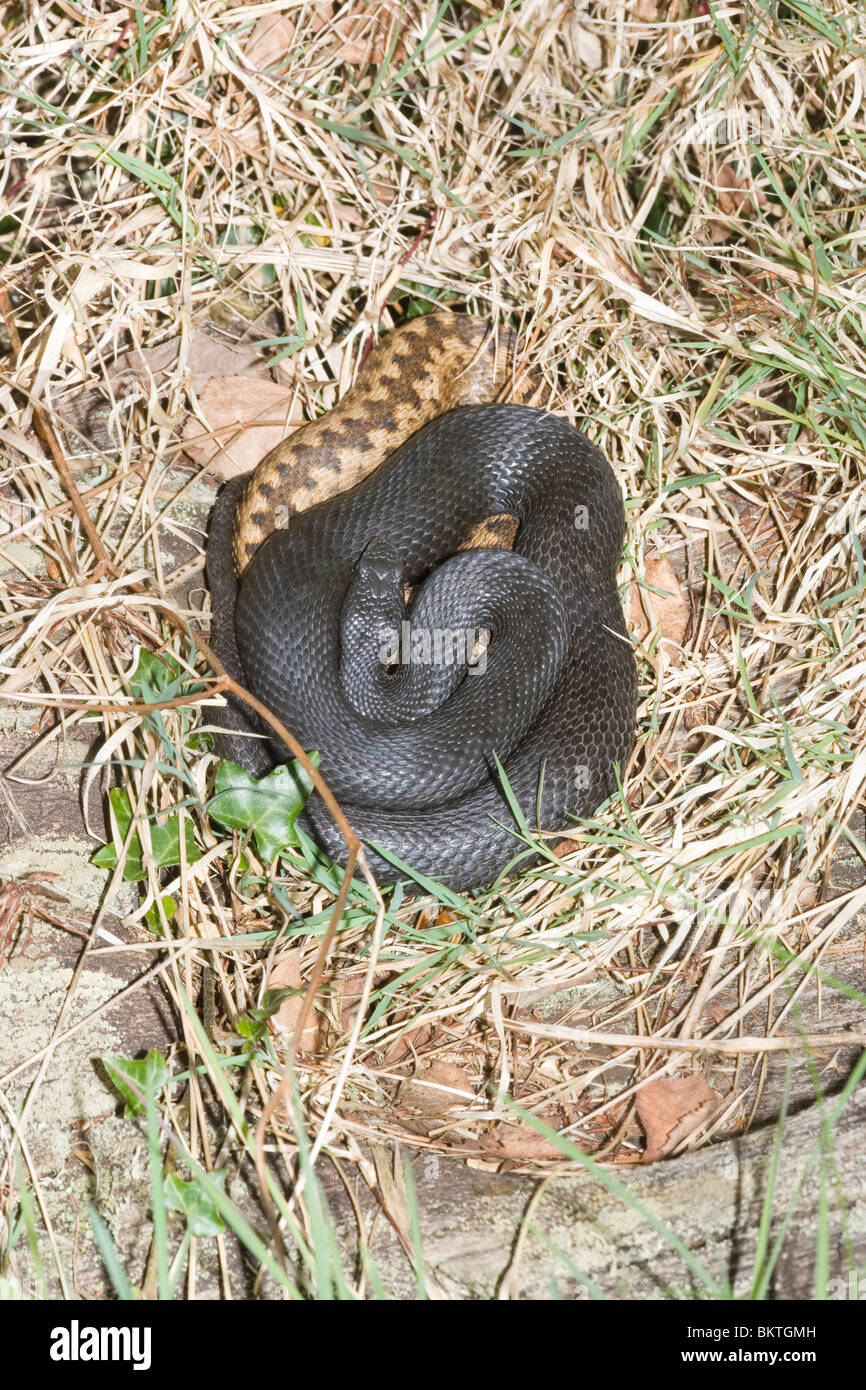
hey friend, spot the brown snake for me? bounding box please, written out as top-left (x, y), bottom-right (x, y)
top-left (231, 314), bottom-right (534, 573)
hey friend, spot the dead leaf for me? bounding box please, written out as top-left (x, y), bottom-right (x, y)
top-left (267, 949), bottom-right (319, 1051)
top-left (243, 14), bottom-right (296, 71)
top-left (335, 972), bottom-right (367, 1033)
top-left (414, 904), bottom-right (455, 930)
top-left (479, 1121), bottom-right (565, 1162)
top-left (371, 179), bottom-right (396, 205)
top-left (629, 553), bottom-right (689, 664)
top-left (570, 22), bottom-right (603, 70)
top-left (399, 1061), bottom-right (475, 1118)
top-left (331, 2), bottom-right (403, 67)
top-left (106, 319), bottom-right (271, 395)
top-left (380, 1003), bottom-right (439, 1063)
top-left (247, 0), bottom-right (332, 66)
top-left (636, 1076), bottom-right (720, 1163)
top-left (306, 0), bottom-right (336, 32)
top-left (708, 162), bottom-right (768, 243)
top-left (182, 376), bottom-right (303, 480)
top-left (329, 201), bottom-right (366, 228)
top-left (716, 161), bottom-right (767, 215)
top-left (703, 1000), bottom-right (733, 1026)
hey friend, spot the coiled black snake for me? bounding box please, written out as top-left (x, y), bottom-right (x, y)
top-left (206, 314), bottom-right (637, 889)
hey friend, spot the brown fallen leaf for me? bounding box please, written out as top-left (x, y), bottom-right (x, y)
top-left (703, 999), bottom-right (734, 1026)
top-left (329, 970), bottom-right (434, 1057)
top-left (246, 0), bottom-right (332, 68)
top-left (267, 948), bottom-right (319, 1051)
top-left (414, 904), bottom-right (454, 931)
top-left (335, 972), bottom-right (368, 1035)
top-left (182, 375), bottom-right (303, 480)
top-left (382, 1024), bottom-right (436, 1064)
top-left (331, 2), bottom-right (403, 67)
top-left (301, 0), bottom-right (337, 35)
top-left (716, 161), bottom-right (768, 216)
top-left (378, 994), bottom-right (442, 1062)
top-left (570, 21), bottom-right (603, 70)
top-left (243, 13), bottom-right (296, 71)
top-left (636, 1075), bottom-right (720, 1163)
top-left (398, 1061), bottom-right (475, 1120)
top-left (105, 318), bottom-right (272, 395)
top-left (708, 162), bottom-right (768, 244)
top-left (629, 553), bottom-right (690, 665)
top-left (478, 1121), bottom-right (565, 1162)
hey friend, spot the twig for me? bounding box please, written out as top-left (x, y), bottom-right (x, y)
top-left (0, 290), bottom-right (116, 581)
top-left (503, 1019), bottom-right (866, 1055)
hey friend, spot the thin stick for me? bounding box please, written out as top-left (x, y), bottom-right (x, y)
top-left (503, 1019), bottom-right (866, 1055)
top-left (0, 290), bottom-right (115, 580)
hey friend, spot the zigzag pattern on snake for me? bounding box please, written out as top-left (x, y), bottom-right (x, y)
top-left (206, 314), bottom-right (637, 889)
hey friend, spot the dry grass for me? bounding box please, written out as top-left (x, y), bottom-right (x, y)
top-left (1, 0), bottom-right (865, 1295)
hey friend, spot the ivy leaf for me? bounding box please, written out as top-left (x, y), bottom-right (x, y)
top-left (143, 895), bottom-right (177, 933)
top-left (208, 756), bottom-right (318, 862)
top-left (164, 1173), bottom-right (227, 1237)
top-left (102, 1050), bottom-right (171, 1118)
top-left (92, 787), bottom-right (202, 881)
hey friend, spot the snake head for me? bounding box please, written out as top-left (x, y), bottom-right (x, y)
top-left (349, 535), bottom-right (405, 601)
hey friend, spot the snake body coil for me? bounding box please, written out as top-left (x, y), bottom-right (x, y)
top-left (206, 315), bottom-right (637, 889)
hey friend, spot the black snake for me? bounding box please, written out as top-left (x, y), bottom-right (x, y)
top-left (206, 314), bottom-right (637, 889)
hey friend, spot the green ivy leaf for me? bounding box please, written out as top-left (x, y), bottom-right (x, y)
top-left (208, 756), bottom-right (318, 862)
top-left (143, 895), bottom-right (177, 933)
top-left (164, 1173), bottom-right (227, 1237)
top-left (102, 1050), bottom-right (170, 1118)
top-left (91, 787), bottom-right (202, 881)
